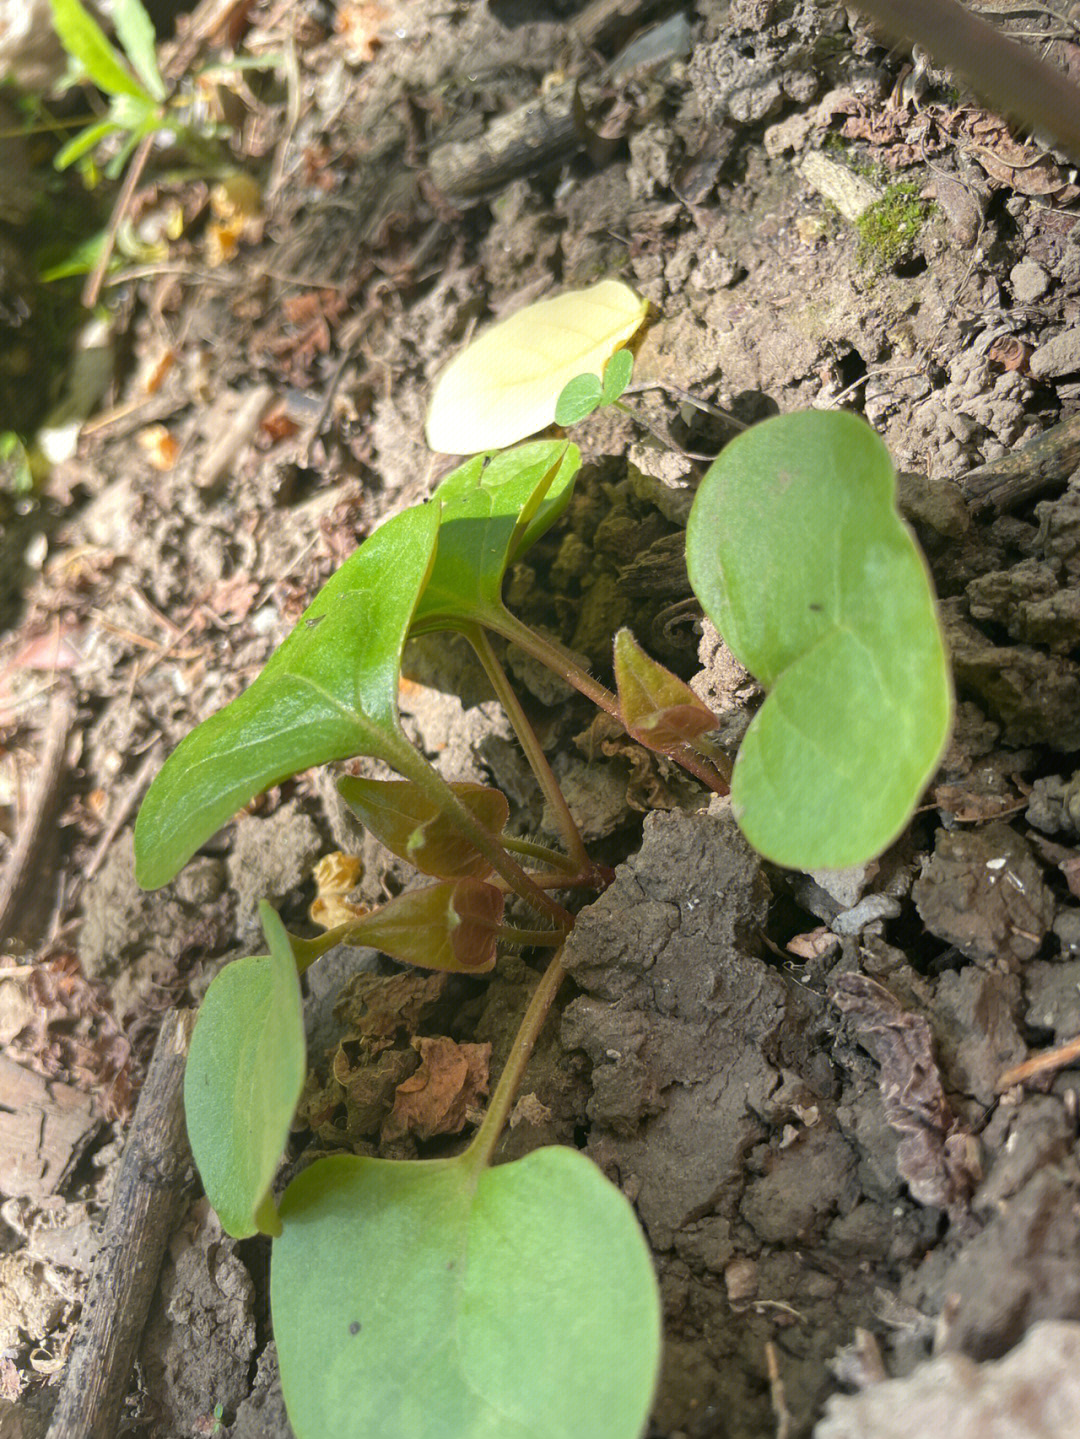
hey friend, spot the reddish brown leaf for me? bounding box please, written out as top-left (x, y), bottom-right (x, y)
top-left (614, 627), bottom-right (719, 757)
top-left (337, 776), bottom-right (509, 880)
top-left (349, 879), bottom-right (504, 973)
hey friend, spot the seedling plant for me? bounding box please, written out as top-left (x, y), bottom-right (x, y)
top-left (47, 0), bottom-right (276, 177)
top-left (135, 281), bottom-right (951, 1438)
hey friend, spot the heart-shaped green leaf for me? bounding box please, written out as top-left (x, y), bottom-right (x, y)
top-left (272, 1146), bottom-right (660, 1439)
top-left (411, 441), bottom-right (580, 635)
top-left (425, 279), bottom-right (648, 454)
top-left (184, 902), bottom-right (305, 1239)
top-left (686, 410), bottom-right (952, 869)
top-left (135, 502), bottom-right (440, 889)
top-left (337, 777), bottom-right (510, 879)
top-left (555, 351), bottom-right (635, 427)
top-left (555, 373), bottom-right (603, 427)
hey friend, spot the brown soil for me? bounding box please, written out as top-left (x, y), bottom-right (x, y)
top-left (5, 2), bottom-right (1080, 1436)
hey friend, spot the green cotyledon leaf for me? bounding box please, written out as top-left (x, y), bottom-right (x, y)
top-left (135, 502), bottom-right (439, 889)
top-left (686, 409), bottom-right (952, 870)
top-left (183, 902), bottom-right (304, 1239)
top-left (271, 1146), bottom-right (661, 1439)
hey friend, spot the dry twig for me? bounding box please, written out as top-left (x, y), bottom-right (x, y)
top-left (998, 1033), bottom-right (1080, 1090)
top-left (0, 686), bottom-right (78, 952)
top-left (46, 1010), bottom-right (196, 1439)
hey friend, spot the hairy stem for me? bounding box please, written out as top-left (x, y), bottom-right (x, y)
top-left (502, 834), bottom-right (578, 874)
top-left (495, 925), bottom-right (566, 947)
top-left (851, 0), bottom-right (1080, 164)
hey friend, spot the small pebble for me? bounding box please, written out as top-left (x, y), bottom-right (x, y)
top-left (1010, 258), bottom-right (1050, 304)
top-left (831, 894), bottom-right (902, 935)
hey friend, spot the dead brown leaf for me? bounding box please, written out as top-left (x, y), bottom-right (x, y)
top-left (932, 782), bottom-right (1027, 823)
top-left (11, 631), bottom-right (84, 672)
top-left (335, 2), bottom-right (387, 65)
top-left (382, 1035), bottom-right (490, 1142)
top-left (3, 951), bottom-right (133, 1121)
top-left (332, 970), bottom-right (450, 1049)
top-left (574, 712), bottom-right (682, 812)
top-left (833, 972), bottom-right (977, 1214)
top-left (986, 336), bottom-right (1031, 373)
top-left (786, 927), bottom-right (840, 961)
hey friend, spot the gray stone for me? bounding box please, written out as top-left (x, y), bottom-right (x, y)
top-left (1025, 957), bottom-right (1080, 1036)
top-left (1030, 327), bottom-right (1080, 379)
top-left (1054, 910), bottom-right (1080, 957)
top-left (1027, 772), bottom-right (1080, 836)
top-left (811, 864), bottom-right (874, 910)
top-left (832, 895), bottom-right (902, 935)
top-left (816, 1321), bottom-right (1080, 1439)
top-left (226, 801), bottom-right (322, 935)
top-left (1010, 258), bottom-right (1051, 304)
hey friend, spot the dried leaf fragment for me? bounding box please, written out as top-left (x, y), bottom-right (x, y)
top-left (136, 424), bottom-right (180, 471)
top-left (310, 851), bottom-right (366, 930)
top-left (383, 1035), bottom-right (491, 1141)
top-left (833, 972), bottom-right (977, 1212)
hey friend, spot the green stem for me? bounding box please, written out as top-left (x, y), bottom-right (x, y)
top-left (464, 949), bottom-right (566, 1173)
top-left (464, 623), bottom-right (590, 871)
top-left (495, 924), bottom-right (566, 947)
top-left (488, 609), bottom-right (729, 796)
top-left (487, 608), bottom-right (622, 717)
top-left (288, 922), bottom-right (355, 973)
top-left (502, 834), bottom-right (578, 873)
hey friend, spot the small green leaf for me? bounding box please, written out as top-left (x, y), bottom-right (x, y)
top-left (54, 118), bottom-right (122, 170)
top-left (272, 1147), bottom-right (661, 1439)
top-left (613, 627), bottom-right (719, 755)
top-left (48, 0), bottom-right (150, 100)
top-left (426, 279), bottom-right (648, 453)
top-left (554, 373), bottom-right (602, 427)
top-left (347, 878), bottom-right (504, 972)
top-left (411, 440), bottom-right (580, 635)
top-left (38, 230), bottom-right (110, 281)
top-left (686, 410), bottom-right (952, 869)
top-left (113, 0), bottom-right (165, 101)
top-left (135, 502), bottom-right (440, 889)
top-left (184, 902), bottom-right (304, 1239)
top-left (601, 347), bottom-right (634, 405)
top-left (337, 777), bottom-right (509, 879)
